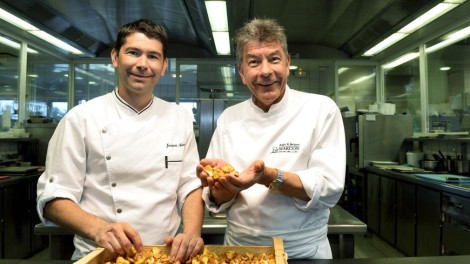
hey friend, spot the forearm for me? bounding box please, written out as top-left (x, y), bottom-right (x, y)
top-left (44, 198), bottom-right (108, 240)
top-left (181, 188), bottom-right (204, 236)
top-left (260, 167), bottom-right (310, 201)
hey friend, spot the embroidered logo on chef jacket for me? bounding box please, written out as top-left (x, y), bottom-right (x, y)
top-left (272, 142), bottom-right (300, 153)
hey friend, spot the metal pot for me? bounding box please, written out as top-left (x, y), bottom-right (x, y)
top-left (454, 159), bottom-right (469, 174)
top-left (422, 160), bottom-right (439, 171)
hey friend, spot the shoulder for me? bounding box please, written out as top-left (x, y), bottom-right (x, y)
top-left (217, 99), bottom-right (251, 121)
top-left (292, 89), bottom-right (336, 105)
top-left (152, 98), bottom-right (194, 124)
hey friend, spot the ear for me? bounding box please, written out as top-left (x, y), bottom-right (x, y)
top-left (160, 58), bottom-right (168, 76)
top-left (111, 49), bottom-right (118, 68)
top-left (237, 64), bottom-right (247, 85)
top-left (286, 54), bottom-right (291, 77)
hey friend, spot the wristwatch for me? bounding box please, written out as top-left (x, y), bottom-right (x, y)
top-left (269, 169), bottom-right (283, 191)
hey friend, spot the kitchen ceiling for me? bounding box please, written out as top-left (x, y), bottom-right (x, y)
top-left (0, 0), bottom-right (446, 59)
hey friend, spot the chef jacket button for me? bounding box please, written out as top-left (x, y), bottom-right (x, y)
top-left (101, 128), bottom-right (107, 133)
top-left (106, 155), bottom-right (111, 160)
top-left (111, 182), bottom-right (116, 187)
top-left (49, 178), bottom-right (53, 183)
top-left (117, 208), bottom-right (122, 213)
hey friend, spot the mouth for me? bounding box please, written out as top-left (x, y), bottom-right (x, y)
top-left (257, 80), bottom-right (279, 87)
top-left (130, 72), bottom-right (154, 79)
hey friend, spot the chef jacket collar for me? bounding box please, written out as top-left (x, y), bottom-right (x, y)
top-left (250, 84), bottom-right (290, 114)
top-left (114, 88), bottom-right (154, 115)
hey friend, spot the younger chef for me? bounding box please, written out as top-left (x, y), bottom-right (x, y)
top-left (37, 19), bottom-right (204, 261)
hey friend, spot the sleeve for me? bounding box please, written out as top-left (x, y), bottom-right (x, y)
top-left (36, 108), bottom-right (88, 224)
top-left (175, 109), bottom-right (203, 211)
top-left (293, 101), bottom-right (346, 211)
top-left (200, 113), bottom-right (236, 212)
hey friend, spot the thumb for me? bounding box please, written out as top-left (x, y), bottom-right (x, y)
top-left (254, 160), bottom-right (265, 173)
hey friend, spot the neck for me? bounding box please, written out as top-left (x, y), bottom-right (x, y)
top-left (117, 88), bottom-right (153, 111)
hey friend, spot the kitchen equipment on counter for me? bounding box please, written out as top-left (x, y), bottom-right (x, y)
top-left (422, 160), bottom-right (440, 171)
top-left (406, 151), bottom-right (424, 168)
top-left (453, 159), bottom-right (469, 174)
top-left (344, 114), bottom-right (413, 168)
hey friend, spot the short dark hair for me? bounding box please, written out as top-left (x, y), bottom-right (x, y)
top-left (233, 18), bottom-right (288, 64)
top-left (114, 18), bottom-right (168, 58)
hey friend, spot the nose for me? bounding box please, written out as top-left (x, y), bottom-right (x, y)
top-left (136, 56), bottom-right (149, 71)
top-left (259, 60), bottom-right (273, 76)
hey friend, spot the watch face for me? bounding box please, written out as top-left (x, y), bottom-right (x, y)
top-left (269, 181), bottom-right (281, 191)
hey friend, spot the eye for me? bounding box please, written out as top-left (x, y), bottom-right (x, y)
top-left (270, 56), bottom-right (282, 63)
top-left (148, 54), bottom-right (160, 60)
top-left (125, 50), bottom-right (140, 57)
top-left (247, 59), bottom-right (259, 67)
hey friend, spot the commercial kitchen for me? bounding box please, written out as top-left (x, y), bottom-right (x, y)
top-left (1, 0), bottom-right (470, 263)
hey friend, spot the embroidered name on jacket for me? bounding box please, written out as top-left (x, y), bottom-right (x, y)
top-left (167, 143), bottom-right (186, 148)
top-left (272, 143), bottom-right (300, 153)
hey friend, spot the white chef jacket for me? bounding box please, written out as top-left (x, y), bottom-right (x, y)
top-left (37, 90), bottom-right (201, 260)
top-left (203, 86), bottom-right (346, 259)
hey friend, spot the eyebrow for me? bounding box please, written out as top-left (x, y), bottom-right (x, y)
top-left (124, 46), bottom-right (163, 57)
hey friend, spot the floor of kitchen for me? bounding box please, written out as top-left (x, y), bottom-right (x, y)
top-left (27, 232), bottom-right (406, 260)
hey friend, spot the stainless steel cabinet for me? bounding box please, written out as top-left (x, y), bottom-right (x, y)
top-left (396, 181), bottom-right (416, 256)
top-left (2, 181), bottom-right (30, 259)
top-left (380, 176), bottom-right (396, 245)
top-left (442, 194), bottom-right (470, 255)
top-left (416, 187), bottom-right (441, 256)
top-left (366, 170), bottom-right (442, 257)
top-left (366, 172), bottom-right (380, 233)
top-left (0, 175), bottom-right (47, 259)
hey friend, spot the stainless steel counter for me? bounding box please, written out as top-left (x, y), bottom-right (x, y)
top-left (202, 205), bottom-right (366, 234)
top-left (35, 205), bottom-right (366, 260)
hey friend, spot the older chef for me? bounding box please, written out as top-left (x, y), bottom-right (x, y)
top-left (197, 18), bottom-right (346, 259)
top-left (36, 19), bottom-right (204, 261)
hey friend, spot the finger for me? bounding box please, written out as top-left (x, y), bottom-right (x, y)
top-left (218, 177), bottom-right (241, 192)
top-left (164, 236), bottom-right (174, 246)
top-left (254, 160), bottom-right (265, 173)
top-left (123, 226), bottom-right (143, 254)
top-left (104, 229), bottom-right (126, 256)
top-left (169, 236), bottom-right (183, 262)
top-left (173, 239), bottom-right (189, 263)
top-left (187, 237), bottom-right (203, 259)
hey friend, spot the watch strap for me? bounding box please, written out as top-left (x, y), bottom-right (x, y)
top-left (269, 168), bottom-right (283, 190)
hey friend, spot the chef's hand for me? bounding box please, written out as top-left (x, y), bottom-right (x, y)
top-left (197, 158), bottom-right (239, 205)
top-left (94, 222), bottom-right (143, 257)
top-left (164, 233), bottom-right (204, 263)
top-left (197, 158), bottom-right (232, 187)
top-left (227, 160), bottom-right (269, 189)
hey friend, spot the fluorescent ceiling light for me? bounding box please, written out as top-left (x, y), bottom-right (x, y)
top-left (28, 30), bottom-right (83, 54)
top-left (363, 1), bottom-right (461, 56)
top-left (440, 66), bottom-right (451, 71)
top-left (205, 1), bottom-right (228, 31)
top-left (205, 1), bottom-right (230, 55)
top-left (289, 65), bottom-right (298, 70)
top-left (363, 33), bottom-right (407, 56)
top-left (0, 7), bottom-right (85, 55)
top-left (0, 36), bottom-right (38, 53)
top-left (400, 3), bottom-right (457, 33)
top-left (213, 31), bottom-right (231, 55)
top-left (383, 52), bottom-right (419, 69)
top-left (426, 25), bottom-right (470, 53)
top-left (0, 8), bottom-right (37, 30)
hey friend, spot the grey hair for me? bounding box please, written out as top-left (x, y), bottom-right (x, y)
top-left (233, 18), bottom-right (288, 64)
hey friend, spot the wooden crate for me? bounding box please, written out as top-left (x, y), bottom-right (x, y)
top-left (75, 237), bottom-right (286, 264)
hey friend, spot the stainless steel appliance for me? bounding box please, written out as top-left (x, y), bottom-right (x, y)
top-left (344, 114), bottom-right (413, 168)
